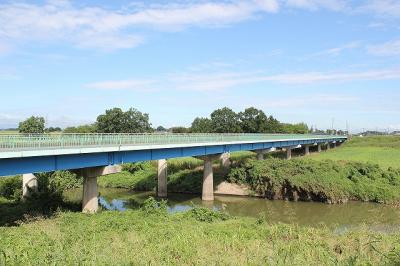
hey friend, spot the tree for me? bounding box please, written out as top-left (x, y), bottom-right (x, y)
top-left (96, 107), bottom-right (152, 133)
top-left (280, 123), bottom-right (309, 134)
top-left (265, 115), bottom-right (282, 133)
top-left (239, 107), bottom-right (268, 133)
top-left (63, 124), bottom-right (96, 133)
top-left (45, 127), bottom-right (62, 133)
top-left (18, 116), bottom-right (45, 134)
top-left (210, 107), bottom-right (242, 133)
top-left (191, 117), bottom-right (213, 133)
top-left (170, 127), bottom-right (189, 133)
top-left (156, 126), bottom-right (167, 132)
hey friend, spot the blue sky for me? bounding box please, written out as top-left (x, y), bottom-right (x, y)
top-left (0, 0), bottom-right (400, 132)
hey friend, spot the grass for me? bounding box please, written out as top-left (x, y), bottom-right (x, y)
top-left (0, 206), bottom-right (399, 265)
top-left (309, 136), bottom-right (400, 169)
top-left (228, 158), bottom-right (400, 204)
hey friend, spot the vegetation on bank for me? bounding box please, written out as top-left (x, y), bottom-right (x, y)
top-left (0, 199), bottom-right (399, 265)
top-left (228, 158), bottom-right (400, 204)
top-left (310, 136), bottom-right (400, 169)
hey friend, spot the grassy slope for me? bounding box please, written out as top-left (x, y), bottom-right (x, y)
top-left (309, 136), bottom-right (400, 169)
top-left (0, 210), bottom-right (399, 265)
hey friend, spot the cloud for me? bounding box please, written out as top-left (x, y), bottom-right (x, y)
top-left (0, 0), bottom-right (279, 51)
top-left (85, 79), bottom-right (155, 91)
top-left (263, 68), bottom-right (400, 84)
top-left (284, 0), bottom-right (347, 11)
top-left (367, 39), bottom-right (400, 56)
top-left (361, 0), bottom-right (400, 18)
top-left (87, 66), bottom-right (400, 93)
top-left (306, 41), bottom-right (361, 58)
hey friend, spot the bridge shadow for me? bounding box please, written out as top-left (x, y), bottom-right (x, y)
top-left (0, 194), bottom-right (80, 227)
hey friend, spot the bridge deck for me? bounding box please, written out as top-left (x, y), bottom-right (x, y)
top-left (0, 134), bottom-right (347, 176)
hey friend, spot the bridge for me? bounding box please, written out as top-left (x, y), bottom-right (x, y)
top-left (0, 133), bottom-right (346, 213)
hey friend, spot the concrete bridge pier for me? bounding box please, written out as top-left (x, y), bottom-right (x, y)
top-left (256, 150), bottom-right (264, 160)
top-left (196, 154), bottom-right (222, 201)
top-left (286, 148), bottom-right (292, 160)
top-left (317, 144), bottom-right (322, 153)
top-left (255, 148), bottom-right (276, 160)
top-left (332, 141), bottom-right (337, 148)
top-left (221, 152), bottom-right (231, 170)
top-left (22, 173), bottom-right (38, 200)
top-left (78, 165), bottom-right (121, 213)
top-left (304, 145), bottom-right (310, 156)
top-left (327, 142), bottom-right (331, 150)
top-left (157, 159), bottom-right (168, 198)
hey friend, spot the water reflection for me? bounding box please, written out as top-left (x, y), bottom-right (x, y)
top-left (65, 188), bottom-right (400, 232)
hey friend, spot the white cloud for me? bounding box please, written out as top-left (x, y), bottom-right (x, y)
top-left (87, 66), bottom-right (400, 93)
top-left (85, 79), bottom-right (155, 91)
top-left (361, 0), bottom-right (400, 17)
top-left (0, 0), bottom-right (279, 51)
top-left (284, 0), bottom-right (347, 11)
top-left (264, 68), bottom-right (400, 84)
top-left (367, 39), bottom-right (400, 56)
top-left (306, 41), bottom-right (361, 58)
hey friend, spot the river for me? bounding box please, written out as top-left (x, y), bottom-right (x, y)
top-left (65, 188), bottom-right (400, 233)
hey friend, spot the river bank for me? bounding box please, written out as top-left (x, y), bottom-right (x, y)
top-left (1, 200), bottom-right (400, 265)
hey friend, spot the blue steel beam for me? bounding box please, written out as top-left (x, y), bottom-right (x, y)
top-left (0, 137), bottom-right (346, 176)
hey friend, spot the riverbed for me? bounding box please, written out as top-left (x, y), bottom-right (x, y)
top-left (65, 188), bottom-right (400, 233)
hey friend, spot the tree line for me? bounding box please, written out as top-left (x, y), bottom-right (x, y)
top-left (17, 106), bottom-right (312, 134)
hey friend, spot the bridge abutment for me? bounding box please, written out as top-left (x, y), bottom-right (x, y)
top-left (22, 173), bottom-right (38, 200)
top-left (157, 159), bottom-right (168, 198)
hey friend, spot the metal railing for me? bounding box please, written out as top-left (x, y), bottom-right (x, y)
top-left (0, 133), bottom-right (345, 151)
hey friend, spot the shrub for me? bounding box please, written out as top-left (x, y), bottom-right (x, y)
top-left (185, 206), bottom-right (230, 222)
top-left (0, 176), bottom-right (22, 200)
top-left (141, 197), bottom-right (168, 215)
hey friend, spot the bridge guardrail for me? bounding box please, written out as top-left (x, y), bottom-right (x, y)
top-left (0, 133), bottom-right (346, 151)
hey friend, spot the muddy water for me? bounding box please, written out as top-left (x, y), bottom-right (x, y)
top-left (65, 188), bottom-right (400, 232)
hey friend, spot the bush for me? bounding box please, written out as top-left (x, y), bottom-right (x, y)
top-left (141, 197), bottom-right (168, 215)
top-left (0, 176), bottom-right (22, 200)
top-left (227, 158), bottom-right (400, 204)
top-left (122, 162), bottom-right (154, 173)
top-left (36, 171), bottom-right (82, 194)
top-left (185, 206), bottom-right (230, 222)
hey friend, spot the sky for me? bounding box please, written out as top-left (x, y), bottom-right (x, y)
top-left (0, 0), bottom-right (400, 133)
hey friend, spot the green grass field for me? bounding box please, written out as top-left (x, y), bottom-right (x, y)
top-left (0, 205), bottom-right (399, 265)
top-left (309, 136), bottom-right (400, 169)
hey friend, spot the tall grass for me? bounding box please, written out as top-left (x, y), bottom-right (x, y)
top-left (0, 206), bottom-right (399, 265)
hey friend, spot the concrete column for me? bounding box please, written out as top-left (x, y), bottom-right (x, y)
top-left (333, 142), bottom-right (337, 148)
top-left (22, 173), bottom-right (38, 199)
top-left (82, 176), bottom-right (98, 214)
top-left (157, 159), bottom-right (168, 198)
top-left (327, 143), bottom-right (331, 150)
top-left (317, 144), bottom-right (322, 153)
top-left (221, 152), bottom-right (231, 170)
top-left (256, 152), bottom-right (264, 160)
top-left (305, 146), bottom-right (310, 156)
top-left (202, 157), bottom-right (214, 201)
top-left (286, 148), bottom-right (292, 160)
